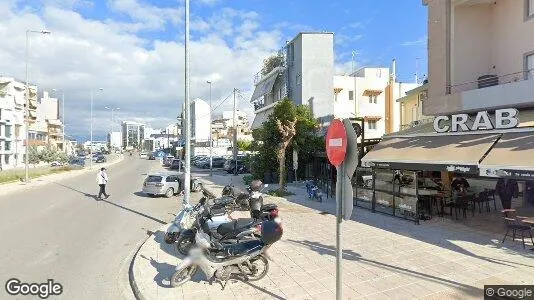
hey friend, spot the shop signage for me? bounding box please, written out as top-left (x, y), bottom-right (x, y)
top-left (481, 168), bottom-right (534, 179)
top-left (433, 108), bottom-right (519, 133)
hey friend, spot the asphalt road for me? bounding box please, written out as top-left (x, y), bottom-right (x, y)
top-left (0, 156), bottom-right (202, 299)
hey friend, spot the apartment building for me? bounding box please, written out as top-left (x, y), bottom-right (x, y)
top-left (0, 77), bottom-right (26, 169)
top-left (38, 91), bottom-right (64, 151)
top-left (121, 121), bottom-right (145, 149)
top-left (333, 64), bottom-right (419, 139)
top-left (251, 32), bottom-right (334, 131)
top-left (396, 80), bottom-right (432, 130)
top-left (423, 0), bottom-right (534, 115)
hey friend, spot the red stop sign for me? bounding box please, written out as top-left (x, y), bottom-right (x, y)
top-left (326, 119), bottom-right (347, 167)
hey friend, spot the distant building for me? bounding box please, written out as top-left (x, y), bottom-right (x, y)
top-left (397, 81), bottom-right (432, 131)
top-left (121, 121), bottom-right (145, 149)
top-left (107, 131), bottom-right (122, 149)
top-left (39, 91), bottom-right (64, 151)
top-left (250, 32), bottom-right (334, 130)
top-left (0, 77), bottom-right (27, 169)
top-left (190, 98), bottom-right (211, 143)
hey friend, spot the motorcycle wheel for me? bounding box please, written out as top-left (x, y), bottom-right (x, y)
top-left (164, 232), bottom-right (177, 244)
top-left (241, 255), bottom-right (269, 281)
top-left (176, 235), bottom-right (195, 256)
top-left (170, 265), bottom-right (197, 288)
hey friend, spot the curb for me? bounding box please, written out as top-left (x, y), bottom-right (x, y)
top-left (129, 235), bottom-right (150, 300)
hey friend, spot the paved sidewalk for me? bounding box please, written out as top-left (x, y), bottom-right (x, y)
top-left (0, 154), bottom-right (124, 197)
top-left (131, 174), bottom-right (534, 299)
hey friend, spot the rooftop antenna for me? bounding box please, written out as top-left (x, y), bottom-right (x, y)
top-left (415, 57), bottom-right (420, 84)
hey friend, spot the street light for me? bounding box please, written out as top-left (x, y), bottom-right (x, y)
top-left (90, 88), bottom-right (104, 170)
top-left (104, 106), bottom-right (120, 150)
top-left (25, 29), bottom-right (51, 183)
top-left (206, 80), bottom-right (213, 176)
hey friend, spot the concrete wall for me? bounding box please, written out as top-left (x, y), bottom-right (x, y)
top-left (191, 98), bottom-right (211, 142)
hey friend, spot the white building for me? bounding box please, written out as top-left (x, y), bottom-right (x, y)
top-left (83, 141), bottom-right (108, 152)
top-left (334, 65), bottom-right (420, 139)
top-left (121, 121), bottom-right (145, 149)
top-left (107, 131), bottom-right (122, 149)
top-left (251, 32), bottom-right (335, 130)
top-left (39, 91), bottom-right (64, 151)
top-left (190, 98), bottom-right (211, 143)
top-left (0, 77), bottom-right (26, 170)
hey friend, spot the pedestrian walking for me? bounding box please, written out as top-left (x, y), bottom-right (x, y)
top-left (97, 167), bottom-right (110, 200)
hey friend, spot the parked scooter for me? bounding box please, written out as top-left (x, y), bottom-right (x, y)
top-left (170, 208), bottom-right (283, 289)
top-left (175, 182), bottom-right (278, 255)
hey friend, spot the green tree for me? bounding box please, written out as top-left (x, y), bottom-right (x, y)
top-left (253, 98), bottom-right (321, 192)
top-left (28, 146), bottom-right (41, 165)
top-left (236, 140), bottom-right (252, 152)
top-left (261, 53), bottom-right (284, 76)
top-left (40, 145), bottom-right (57, 163)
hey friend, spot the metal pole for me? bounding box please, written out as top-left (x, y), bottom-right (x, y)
top-left (62, 92), bottom-right (66, 153)
top-left (24, 30), bottom-right (30, 183)
top-left (336, 164), bottom-right (344, 300)
top-left (352, 51), bottom-right (357, 117)
top-left (90, 89), bottom-right (93, 170)
top-left (183, 0), bottom-right (191, 205)
top-left (233, 88), bottom-right (237, 175)
top-left (207, 81), bottom-right (213, 176)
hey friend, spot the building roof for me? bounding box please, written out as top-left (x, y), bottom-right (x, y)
top-left (396, 83), bottom-right (429, 103)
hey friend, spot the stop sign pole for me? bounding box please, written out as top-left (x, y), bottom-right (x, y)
top-left (326, 118), bottom-right (359, 300)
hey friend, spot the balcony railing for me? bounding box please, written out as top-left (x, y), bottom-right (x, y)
top-left (400, 117), bottom-right (434, 131)
top-left (448, 69), bottom-right (533, 94)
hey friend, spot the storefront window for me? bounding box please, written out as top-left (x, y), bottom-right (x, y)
top-left (375, 169), bottom-right (395, 215)
top-left (393, 170), bottom-right (418, 220)
top-left (353, 167), bottom-right (373, 210)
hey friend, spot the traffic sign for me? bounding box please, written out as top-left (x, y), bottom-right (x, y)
top-left (326, 119), bottom-right (347, 167)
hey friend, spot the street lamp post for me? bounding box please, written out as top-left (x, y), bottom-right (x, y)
top-left (25, 29), bottom-right (51, 183)
top-left (206, 80), bottom-right (213, 176)
top-left (104, 106), bottom-right (119, 150)
top-left (90, 88), bottom-right (104, 170)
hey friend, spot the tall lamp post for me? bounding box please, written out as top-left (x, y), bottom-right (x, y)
top-left (183, 0), bottom-right (191, 205)
top-left (206, 80), bottom-right (213, 176)
top-left (90, 88), bottom-right (104, 170)
top-left (104, 106), bottom-right (119, 150)
top-left (25, 29), bottom-right (51, 183)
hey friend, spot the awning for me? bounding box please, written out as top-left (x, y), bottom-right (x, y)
top-left (250, 72), bottom-right (279, 102)
top-left (479, 132), bottom-right (534, 179)
top-left (363, 89), bottom-right (383, 96)
top-left (251, 107), bottom-right (273, 130)
top-left (362, 133), bottom-right (500, 173)
top-left (364, 115), bottom-right (382, 121)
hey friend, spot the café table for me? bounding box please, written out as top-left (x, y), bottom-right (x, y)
top-left (520, 217), bottom-right (534, 251)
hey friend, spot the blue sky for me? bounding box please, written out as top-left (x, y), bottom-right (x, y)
top-left (1, 0), bottom-right (428, 140)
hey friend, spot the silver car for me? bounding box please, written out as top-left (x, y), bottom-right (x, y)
top-left (142, 172), bottom-right (181, 198)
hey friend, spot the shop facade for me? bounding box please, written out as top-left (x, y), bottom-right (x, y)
top-left (356, 108), bottom-right (534, 224)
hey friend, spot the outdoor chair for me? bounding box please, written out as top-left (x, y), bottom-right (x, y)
top-left (502, 217), bottom-right (534, 249)
top-left (474, 191), bottom-right (489, 213)
top-left (486, 189), bottom-right (497, 211)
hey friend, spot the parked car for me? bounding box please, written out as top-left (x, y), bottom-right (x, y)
top-left (163, 156), bottom-right (174, 167)
top-left (95, 155), bottom-right (107, 163)
top-left (197, 157), bottom-right (226, 169)
top-left (194, 157), bottom-right (209, 167)
top-left (148, 153), bottom-right (156, 160)
top-left (69, 158), bottom-right (86, 167)
top-left (140, 152), bottom-right (148, 159)
top-left (50, 161), bottom-right (63, 167)
top-left (142, 172), bottom-right (181, 198)
top-left (224, 159), bottom-right (248, 174)
top-left (169, 159), bottom-right (182, 170)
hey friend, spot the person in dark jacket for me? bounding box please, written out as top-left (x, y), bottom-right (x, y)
top-left (496, 178), bottom-right (518, 209)
top-left (451, 177), bottom-right (470, 192)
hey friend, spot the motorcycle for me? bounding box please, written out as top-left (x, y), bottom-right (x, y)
top-left (170, 208), bottom-right (283, 289)
top-left (175, 183), bottom-right (278, 255)
top-left (164, 194), bottom-right (234, 244)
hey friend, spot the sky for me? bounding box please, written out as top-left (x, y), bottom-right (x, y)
top-left (0, 0), bottom-right (428, 141)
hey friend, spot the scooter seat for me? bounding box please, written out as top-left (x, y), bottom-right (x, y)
top-left (222, 240), bottom-right (264, 257)
top-left (216, 218), bottom-right (255, 236)
top-left (213, 196), bottom-right (234, 206)
top-left (261, 203), bottom-right (277, 211)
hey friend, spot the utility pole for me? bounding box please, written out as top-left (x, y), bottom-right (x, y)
top-left (90, 89), bottom-right (93, 170)
top-left (351, 51), bottom-right (358, 118)
top-left (207, 81), bottom-right (213, 176)
top-left (183, 0), bottom-right (191, 205)
top-left (233, 88), bottom-right (238, 175)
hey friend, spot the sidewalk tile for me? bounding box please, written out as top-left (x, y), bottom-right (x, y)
top-left (298, 280), bottom-right (329, 295)
top-left (183, 290), bottom-right (210, 300)
top-left (280, 284), bottom-right (311, 299)
top-left (311, 290), bottom-right (335, 300)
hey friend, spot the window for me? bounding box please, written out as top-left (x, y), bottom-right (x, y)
top-left (373, 95), bottom-right (378, 103)
top-left (5, 141), bottom-right (11, 151)
top-left (368, 96), bottom-right (373, 103)
top-left (368, 120), bottom-right (377, 130)
top-left (5, 125), bottom-right (11, 138)
top-left (527, 0), bottom-right (534, 19)
top-left (526, 53), bottom-right (534, 79)
top-left (369, 95), bottom-right (377, 104)
top-left (348, 90), bottom-right (354, 100)
top-left (5, 154), bottom-right (10, 165)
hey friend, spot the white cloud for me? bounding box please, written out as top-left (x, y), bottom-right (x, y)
top-left (0, 3), bottom-right (282, 139)
top-left (107, 0), bottom-right (183, 31)
top-left (401, 36), bottom-right (427, 47)
top-left (334, 33), bottom-right (363, 46)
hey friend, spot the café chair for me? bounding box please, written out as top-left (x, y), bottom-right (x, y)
top-left (502, 217), bottom-right (534, 249)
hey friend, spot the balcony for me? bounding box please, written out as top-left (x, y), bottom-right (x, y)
top-left (426, 69), bottom-right (534, 115)
top-left (453, 0), bottom-right (495, 5)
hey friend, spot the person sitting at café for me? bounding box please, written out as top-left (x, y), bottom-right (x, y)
top-left (451, 177), bottom-right (470, 192)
